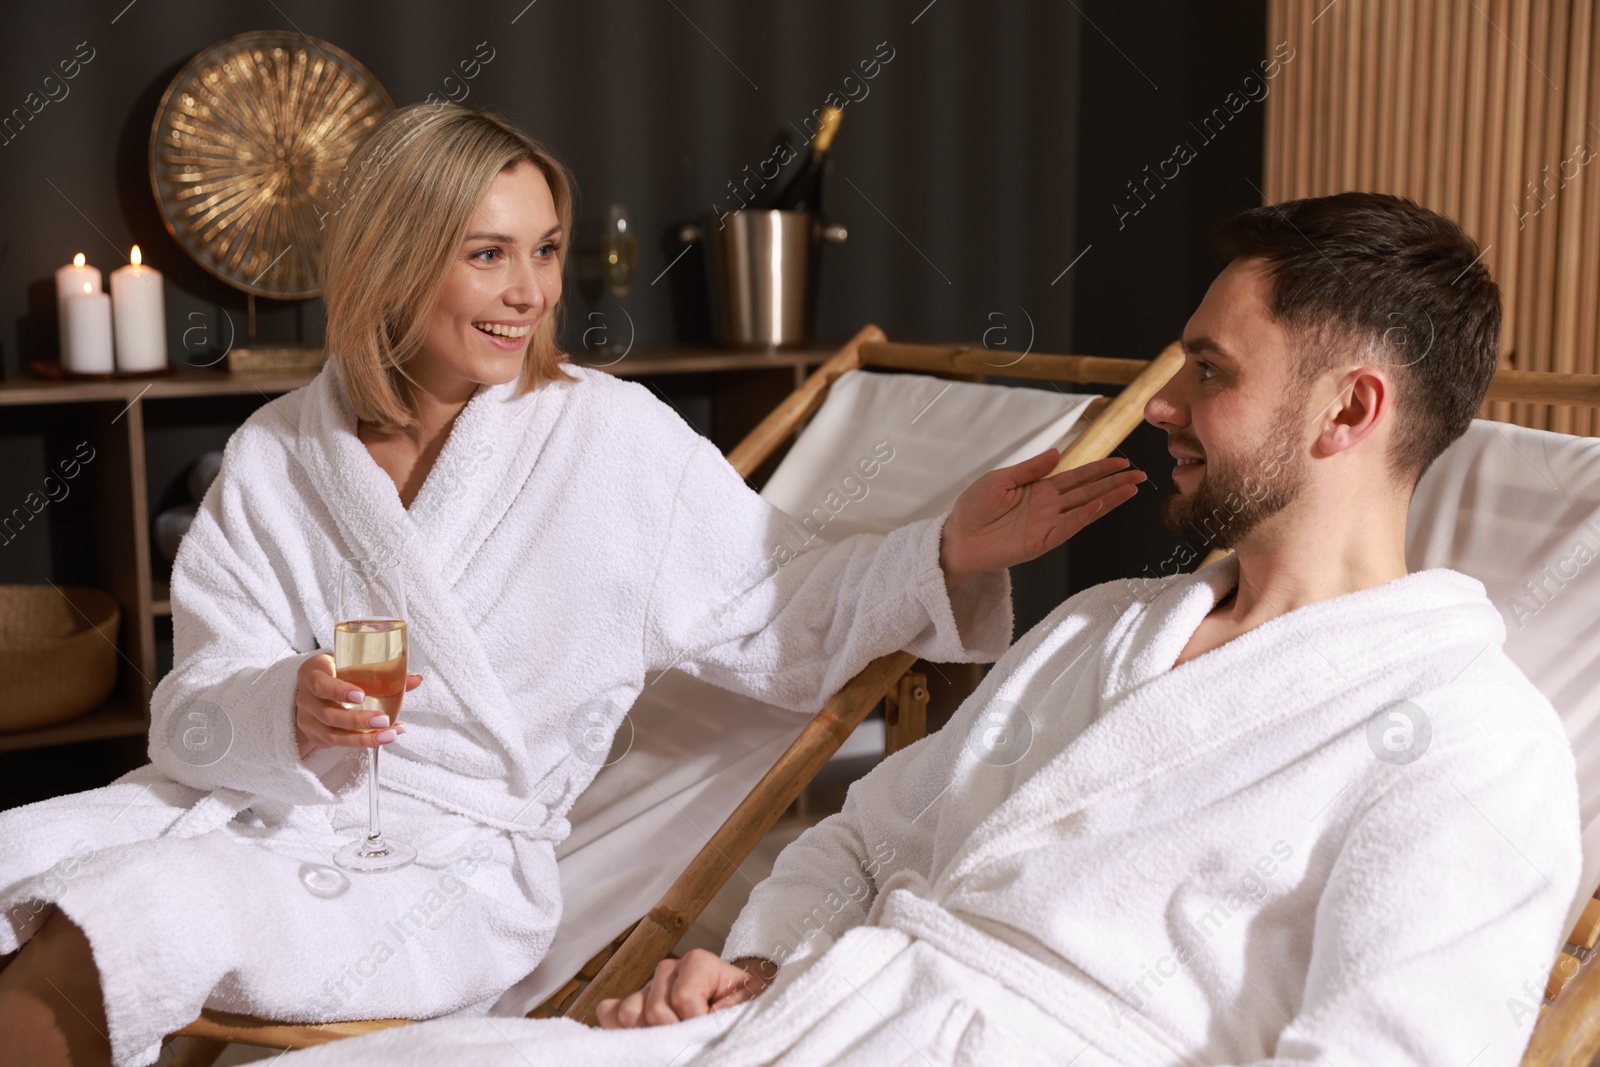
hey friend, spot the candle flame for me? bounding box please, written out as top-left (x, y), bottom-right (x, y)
top-left (82, 282), bottom-right (92, 293)
top-left (73, 253), bottom-right (86, 267)
top-left (130, 245), bottom-right (142, 267)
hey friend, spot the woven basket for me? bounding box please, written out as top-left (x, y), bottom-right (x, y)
top-left (0, 585), bottom-right (121, 733)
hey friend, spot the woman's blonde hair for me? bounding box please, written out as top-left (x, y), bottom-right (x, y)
top-left (319, 102), bottom-right (576, 432)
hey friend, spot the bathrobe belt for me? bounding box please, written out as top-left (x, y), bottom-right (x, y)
top-left (873, 879), bottom-right (1185, 1066)
top-left (157, 780), bottom-right (563, 844)
top-left (705, 872), bottom-right (1184, 1067)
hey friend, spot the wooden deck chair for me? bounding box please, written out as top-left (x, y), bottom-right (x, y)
top-left (162, 325), bottom-right (1182, 1064)
top-left (1194, 369), bottom-right (1600, 1067)
top-left (1399, 371), bottom-right (1600, 1067)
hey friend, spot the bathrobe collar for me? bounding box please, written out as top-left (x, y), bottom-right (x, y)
top-left (291, 359), bottom-right (567, 813)
top-left (943, 556), bottom-right (1503, 887)
top-left (296, 359), bottom-right (559, 567)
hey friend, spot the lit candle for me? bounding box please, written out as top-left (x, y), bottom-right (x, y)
top-left (64, 281), bottom-right (114, 374)
top-left (110, 245), bottom-right (167, 373)
top-left (54, 253), bottom-right (102, 362)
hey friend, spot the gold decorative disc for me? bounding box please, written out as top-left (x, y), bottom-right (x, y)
top-left (149, 31), bottom-right (394, 299)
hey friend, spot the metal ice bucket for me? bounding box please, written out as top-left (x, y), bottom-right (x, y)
top-left (681, 210), bottom-right (847, 349)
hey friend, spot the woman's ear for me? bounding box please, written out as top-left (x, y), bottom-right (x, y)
top-left (1315, 367), bottom-right (1390, 457)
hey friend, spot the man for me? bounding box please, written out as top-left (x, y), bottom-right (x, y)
top-left (285, 192), bottom-right (1580, 1067)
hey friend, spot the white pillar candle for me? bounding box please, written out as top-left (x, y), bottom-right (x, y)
top-left (54, 253), bottom-right (102, 362)
top-left (65, 283), bottom-right (114, 374)
top-left (110, 245), bottom-right (167, 372)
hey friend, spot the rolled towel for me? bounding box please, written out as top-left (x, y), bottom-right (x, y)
top-left (154, 502), bottom-right (198, 564)
top-left (186, 450), bottom-right (225, 502)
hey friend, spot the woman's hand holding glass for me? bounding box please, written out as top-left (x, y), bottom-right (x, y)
top-left (295, 652), bottom-right (423, 760)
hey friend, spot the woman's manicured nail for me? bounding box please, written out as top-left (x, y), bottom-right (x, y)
top-left (375, 729), bottom-right (397, 744)
top-left (395, 724), bottom-right (407, 735)
top-left (368, 714), bottom-right (390, 728)
top-left (347, 689), bottom-right (364, 703)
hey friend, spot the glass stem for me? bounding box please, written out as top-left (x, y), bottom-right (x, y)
top-left (367, 744), bottom-right (383, 848)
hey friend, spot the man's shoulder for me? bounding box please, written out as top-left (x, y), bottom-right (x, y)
top-left (1432, 646), bottom-right (1573, 762)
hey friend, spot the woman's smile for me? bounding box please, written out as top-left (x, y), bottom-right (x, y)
top-left (472, 320), bottom-right (533, 338)
top-left (470, 319), bottom-right (534, 351)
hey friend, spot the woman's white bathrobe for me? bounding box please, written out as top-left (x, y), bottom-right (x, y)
top-left (0, 360), bottom-right (1010, 1067)
top-left (282, 556), bottom-right (1582, 1067)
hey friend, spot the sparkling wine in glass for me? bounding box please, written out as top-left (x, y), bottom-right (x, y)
top-left (333, 558), bottom-right (416, 873)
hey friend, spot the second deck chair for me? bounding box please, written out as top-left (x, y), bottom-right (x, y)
top-left (164, 325), bottom-right (1182, 1063)
top-left (1396, 371), bottom-right (1600, 1067)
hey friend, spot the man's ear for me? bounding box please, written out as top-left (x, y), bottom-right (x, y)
top-left (1314, 367), bottom-right (1390, 457)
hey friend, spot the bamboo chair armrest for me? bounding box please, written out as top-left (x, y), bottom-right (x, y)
top-left (1487, 371), bottom-right (1600, 406)
top-left (563, 650), bottom-right (917, 1023)
top-left (1521, 948), bottom-right (1600, 1066)
top-left (1572, 898), bottom-right (1600, 952)
top-left (1051, 342), bottom-right (1183, 475)
top-left (859, 341), bottom-right (1161, 387)
top-left (726, 325), bottom-right (882, 478)
top-left (175, 1009), bottom-right (413, 1049)
top-left (884, 671), bottom-right (930, 756)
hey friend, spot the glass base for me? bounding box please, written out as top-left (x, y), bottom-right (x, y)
top-left (334, 833), bottom-right (416, 873)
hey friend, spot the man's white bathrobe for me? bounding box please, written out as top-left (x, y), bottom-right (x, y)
top-left (0, 361), bottom-right (1010, 1067)
top-left (282, 556), bottom-right (1582, 1067)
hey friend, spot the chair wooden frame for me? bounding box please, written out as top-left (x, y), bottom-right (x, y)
top-left (162, 325), bottom-right (1184, 1064)
top-left (1491, 372), bottom-right (1600, 1067)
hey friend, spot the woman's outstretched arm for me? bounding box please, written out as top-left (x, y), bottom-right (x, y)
top-left (642, 435), bottom-right (1139, 712)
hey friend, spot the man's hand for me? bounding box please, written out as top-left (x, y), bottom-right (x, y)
top-left (940, 451), bottom-right (1145, 588)
top-left (596, 950), bottom-right (775, 1029)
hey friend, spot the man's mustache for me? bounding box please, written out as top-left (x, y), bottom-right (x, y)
top-left (1166, 434), bottom-right (1205, 458)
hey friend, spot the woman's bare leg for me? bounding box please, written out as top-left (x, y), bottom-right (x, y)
top-left (0, 911), bottom-right (110, 1067)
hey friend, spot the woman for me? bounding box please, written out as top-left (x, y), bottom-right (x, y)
top-left (0, 103), bottom-right (1142, 1067)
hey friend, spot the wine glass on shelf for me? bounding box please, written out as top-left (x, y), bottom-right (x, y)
top-left (599, 203), bottom-right (637, 357)
top-left (332, 555), bottom-right (415, 873)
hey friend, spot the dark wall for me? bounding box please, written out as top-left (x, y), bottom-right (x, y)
top-left (0, 0), bottom-right (1083, 368)
top-left (0, 0), bottom-right (1265, 644)
top-left (1060, 0), bottom-right (1269, 607)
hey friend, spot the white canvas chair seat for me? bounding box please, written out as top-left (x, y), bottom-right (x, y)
top-left (1407, 417), bottom-right (1600, 936)
top-left (759, 370), bottom-right (1099, 537)
top-left (491, 369), bottom-right (1102, 1014)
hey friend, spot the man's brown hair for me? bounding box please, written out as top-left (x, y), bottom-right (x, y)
top-left (1215, 191), bottom-right (1501, 483)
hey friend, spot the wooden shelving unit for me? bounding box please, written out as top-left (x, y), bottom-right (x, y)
top-left (0, 697), bottom-right (148, 754)
top-left (0, 345), bottom-right (833, 753)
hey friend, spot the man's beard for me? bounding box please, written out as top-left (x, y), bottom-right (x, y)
top-left (1162, 396), bottom-right (1308, 550)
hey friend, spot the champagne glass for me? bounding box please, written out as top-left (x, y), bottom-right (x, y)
top-left (332, 556), bottom-right (415, 872)
top-left (599, 203), bottom-right (637, 356)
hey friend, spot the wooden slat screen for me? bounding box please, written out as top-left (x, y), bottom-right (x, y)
top-left (1266, 0), bottom-right (1600, 434)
